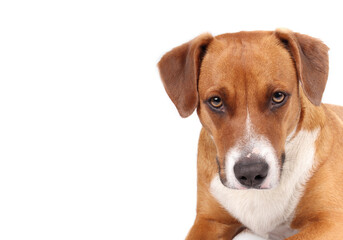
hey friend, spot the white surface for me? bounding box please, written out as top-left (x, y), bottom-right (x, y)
top-left (1, 1), bottom-right (343, 240)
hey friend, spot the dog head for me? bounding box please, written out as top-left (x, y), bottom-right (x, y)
top-left (158, 29), bottom-right (329, 190)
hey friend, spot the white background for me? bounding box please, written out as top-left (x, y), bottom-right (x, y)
top-left (1, 1), bottom-right (343, 239)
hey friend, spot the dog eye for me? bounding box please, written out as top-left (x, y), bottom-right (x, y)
top-left (272, 92), bottom-right (286, 104)
top-left (209, 96), bottom-right (223, 108)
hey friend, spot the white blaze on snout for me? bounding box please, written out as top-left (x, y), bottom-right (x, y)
top-left (225, 112), bottom-right (280, 189)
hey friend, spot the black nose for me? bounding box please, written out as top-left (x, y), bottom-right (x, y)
top-left (234, 159), bottom-right (269, 188)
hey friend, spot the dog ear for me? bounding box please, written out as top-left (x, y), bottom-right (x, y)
top-left (275, 29), bottom-right (329, 106)
top-left (158, 33), bottom-right (213, 117)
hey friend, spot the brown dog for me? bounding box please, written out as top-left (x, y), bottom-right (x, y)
top-left (158, 29), bottom-right (343, 240)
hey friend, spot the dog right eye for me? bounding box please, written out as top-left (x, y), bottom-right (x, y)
top-left (272, 92), bottom-right (286, 104)
top-left (209, 96), bottom-right (223, 109)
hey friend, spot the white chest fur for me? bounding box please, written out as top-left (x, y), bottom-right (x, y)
top-left (210, 129), bottom-right (319, 238)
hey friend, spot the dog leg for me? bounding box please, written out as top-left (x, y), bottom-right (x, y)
top-left (186, 217), bottom-right (243, 240)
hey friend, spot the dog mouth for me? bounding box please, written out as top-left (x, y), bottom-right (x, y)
top-left (220, 174), bottom-right (277, 190)
top-left (220, 170), bottom-right (279, 190)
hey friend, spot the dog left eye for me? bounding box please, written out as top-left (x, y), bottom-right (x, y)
top-left (209, 96), bottom-right (223, 108)
top-left (272, 92), bottom-right (286, 104)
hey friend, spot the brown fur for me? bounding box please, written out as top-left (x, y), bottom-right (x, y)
top-left (158, 29), bottom-right (343, 239)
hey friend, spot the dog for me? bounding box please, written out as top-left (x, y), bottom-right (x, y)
top-left (158, 28), bottom-right (343, 240)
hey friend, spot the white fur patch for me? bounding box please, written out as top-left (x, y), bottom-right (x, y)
top-left (210, 128), bottom-right (319, 238)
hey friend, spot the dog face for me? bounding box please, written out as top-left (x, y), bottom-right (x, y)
top-left (158, 29), bottom-right (328, 190)
top-left (197, 32), bottom-right (300, 189)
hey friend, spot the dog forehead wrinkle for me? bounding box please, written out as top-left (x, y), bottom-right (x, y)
top-left (209, 37), bottom-right (263, 80)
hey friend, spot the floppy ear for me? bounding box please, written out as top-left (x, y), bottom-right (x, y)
top-left (158, 33), bottom-right (213, 117)
top-left (275, 29), bottom-right (329, 106)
